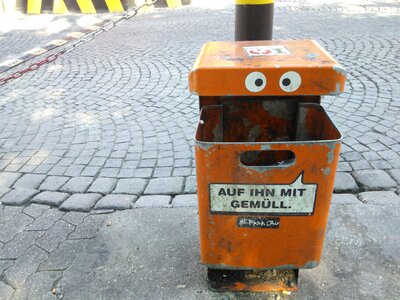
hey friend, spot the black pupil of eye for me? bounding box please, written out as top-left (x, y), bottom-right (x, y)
top-left (254, 78), bottom-right (263, 87)
top-left (282, 78), bottom-right (291, 86)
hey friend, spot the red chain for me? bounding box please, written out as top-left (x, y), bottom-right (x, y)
top-left (0, 0), bottom-right (158, 86)
top-left (0, 51), bottom-right (65, 86)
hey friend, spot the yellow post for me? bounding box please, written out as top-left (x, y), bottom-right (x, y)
top-left (76, 0), bottom-right (96, 13)
top-left (105, 0), bottom-right (124, 12)
top-left (27, 0), bottom-right (42, 14)
top-left (166, 0), bottom-right (181, 8)
top-left (53, 0), bottom-right (68, 13)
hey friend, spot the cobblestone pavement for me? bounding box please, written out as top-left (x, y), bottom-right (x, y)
top-left (0, 1), bottom-right (399, 298)
top-left (0, 0), bottom-right (399, 212)
top-left (0, 13), bottom-right (112, 63)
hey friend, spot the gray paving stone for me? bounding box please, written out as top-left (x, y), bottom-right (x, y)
top-left (133, 168), bottom-right (153, 178)
top-left (60, 177), bottom-right (93, 193)
top-left (39, 176), bottom-right (70, 191)
top-left (0, 212), bottom-right (32, 243)
top-left (13, 174), bottom-right (46, 189)
top-left (337, 161), bottom-right (352, 172)
top-left (153, 167), bottom-right (172, 177)
top-left (370, 160), bottom-right (392, 170)
top-left (331, 194), bottom-right (361, 205)
top-left (117, 169), bottom-right (135, 178)
top-left (353, 170), bottom-right (397, 191)
top-left (88, 178), bottom-right (117, 194)
top-left (134, 195), bottom-right (171, 208)
top-left (105, 158), bottom-right (123, 168)
top-left (388, 169), bottom-right (400, 184)
top-left (23, 203), bottom-right (50, 218)
top-left (342, 151), bottom-right (363, 161)
top-left (62, 211), bottom-right (87, 226)
top-left (68, 214), bottom-right (107, 239)
top-left (59, 193), bottom-right (102, 212)
top-left (0, 230), bottom-right (44, 260)
top-left (89, 157), bottom-right (107, 166)
top-left (173, 167), bottom-right (192, 176)
top-left (333, 172), bottom-right (359, 193)
top-left (32, 164), bottom-right (53, 174)
top-left (25, 209), bottom-right (64, 231)
top-left (0, 172), bottom-right (21, 188)
top-left (64, 165), bottom-right (85, 177)
top-left (113, 178), bottom-right (147, 195)
top-left (350, 160), bottom-right (372, 171)
top-left (47, 166), bottom-right (67, 176)
top-left (0, 186), bottom-right (11, 197)
top-left (95, 194), bottom-right (137, 210)
top-left (36, 220), bottom-right (75, 253)
top-left (175, 159), bottom-right (191, 167)
top-left (0, 282), bottom-right (14, 300)
top-left (184, 176), bottom-right (197, 194)
top-left (144, 177), bottom-right (184, 195)
top-left (172, 194), bottom-right (198, 207)
top-left (0, 260), bottom-right (14, 279)
top-left (5, 163), bottom-right (22, 172)
top-left (5, 246), bottom-right (48, 286)
top-left (32, 191), bottom-right (70, 206)
top-left (81, 166), bottom-right (101, 177)
top-left (0, 188), bottom-right (39, 206)
top-left (99, 168), bottom-right (119, 177)
top-left (358, 191), bottom-right (400, 206)
top-left (40, 239), bottom-right (86, 271)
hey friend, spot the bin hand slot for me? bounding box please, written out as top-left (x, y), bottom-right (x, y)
top-left (240, 150), bottom-right (295, 167)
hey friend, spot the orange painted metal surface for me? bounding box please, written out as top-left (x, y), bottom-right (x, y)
top-left (195, 102), bottom-right (341, 269)
top-left (189, 40), bottom-right (346, 96)
top-left (189, 40), bottom-right (347, 276)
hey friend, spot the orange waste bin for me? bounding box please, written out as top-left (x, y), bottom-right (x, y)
top-left (189, 40), bottom-right (346, 292)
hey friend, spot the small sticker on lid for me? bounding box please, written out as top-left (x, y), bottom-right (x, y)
top-left (243, 45), bottom-right (290, 57)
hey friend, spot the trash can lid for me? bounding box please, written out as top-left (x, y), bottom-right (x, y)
top-left (189, 40), bottom-right (346, 96)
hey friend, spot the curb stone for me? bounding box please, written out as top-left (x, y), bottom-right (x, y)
top-left (134, 195), bottom-right (171, 208)
top-left (59, 193), bottom-right (102, 212)
top-left (0, 188), bottom-right (39, 206)
top-left (352, 170), bottom-right (397, 191)
top-left (95, 194), bottom-right (137, 210)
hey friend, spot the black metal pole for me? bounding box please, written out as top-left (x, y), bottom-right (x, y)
top-left (235, 0), bottom-right (274, 41)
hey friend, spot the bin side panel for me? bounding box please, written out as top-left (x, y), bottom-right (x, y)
top-left (195, 141), bottom-right (340, 269)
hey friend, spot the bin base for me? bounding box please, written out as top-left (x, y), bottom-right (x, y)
top-left (207, 268), bottom-right (298, 293)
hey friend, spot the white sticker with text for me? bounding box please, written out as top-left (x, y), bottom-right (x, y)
top-left (209, 173), bottom-right (317, 215)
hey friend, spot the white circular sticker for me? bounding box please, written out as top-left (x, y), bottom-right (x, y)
top-left (279, 71), bottom-right (302, 92)
top-left (245, 72), bottom-right (267, 93)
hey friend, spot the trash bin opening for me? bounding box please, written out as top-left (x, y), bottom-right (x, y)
top-left (240, 150), bottom-right (295, 167)
top-left (196, 102), bottom-right (341, 144)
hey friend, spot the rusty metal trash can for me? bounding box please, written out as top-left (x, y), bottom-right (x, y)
top-left (189, 40), bottom-right (346, 292)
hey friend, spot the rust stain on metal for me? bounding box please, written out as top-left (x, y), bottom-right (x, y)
top-left (208, 268), bottom-right (298, 293)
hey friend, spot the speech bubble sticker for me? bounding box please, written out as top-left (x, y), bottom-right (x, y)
top-left (209, 172), bottom-right (318, 215)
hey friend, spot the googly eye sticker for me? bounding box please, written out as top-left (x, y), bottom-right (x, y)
top-left (245, 72), bottom-right (267, 93)
top-left (279, 71), bottom-right (301, 92)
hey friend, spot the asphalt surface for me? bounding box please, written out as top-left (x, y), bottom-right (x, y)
top-left (0, 0), bottom-right (399, 299)
top-left (38, 197), bottom-right (400, 299)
